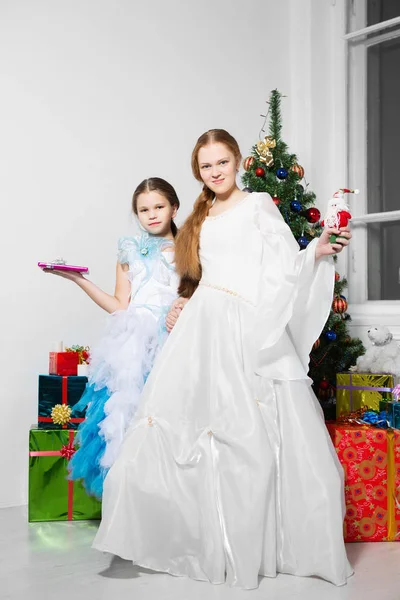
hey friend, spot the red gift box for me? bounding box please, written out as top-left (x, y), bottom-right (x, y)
top-left (327, 423), bottom-right (400, 542)
top-left (49, 352), bottom-right (79, 376)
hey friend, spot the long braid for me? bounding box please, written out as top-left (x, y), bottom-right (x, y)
top-left (175, 185), bottom-right (213, 297)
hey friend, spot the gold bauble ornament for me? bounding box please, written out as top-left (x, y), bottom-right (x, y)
top-left (291, 163), bottom-right (305, 178)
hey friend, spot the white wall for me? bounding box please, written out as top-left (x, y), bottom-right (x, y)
top-left (0, 0), bottom-right (348, 507)
top-left (1, 0), bottom-right (294, 508)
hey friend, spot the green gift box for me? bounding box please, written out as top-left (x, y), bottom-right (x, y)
top-left (336, 372), bottom-right (394, 418)
top-left (28, 428), bottom-right (101, 522)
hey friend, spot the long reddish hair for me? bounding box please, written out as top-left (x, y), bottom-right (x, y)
top-left (132, 177), bottom-right (180, 237)
top-left (175, 129), bottom-right (241, 297)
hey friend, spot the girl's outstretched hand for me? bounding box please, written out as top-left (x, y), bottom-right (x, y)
top-left (166, 297), bottom-right (189, 333)
top-left (315, 227), bottom-right (352, 260)
top-left (43, 268), bottom-right (85, 282)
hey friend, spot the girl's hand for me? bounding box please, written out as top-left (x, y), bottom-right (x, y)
top-left (315, 227), bottom-right (352, 260)
top-left (166, 308), bottom-right (181, 333)
top-left (42, 268), bottom-right (85, 282)
top-left (166, 297), bottom-right (189, 333)
top-left (171, 297), bottom-right (189, 311)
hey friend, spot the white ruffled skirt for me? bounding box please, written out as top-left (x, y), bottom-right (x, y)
top-left (69, 304), bottom-right (166, 498)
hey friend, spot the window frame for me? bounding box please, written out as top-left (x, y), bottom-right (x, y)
top-left (346, 0), bottom-right (400, 310)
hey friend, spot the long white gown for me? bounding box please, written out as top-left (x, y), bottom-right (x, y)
top-left (93, 192), bottom-right (353, 589)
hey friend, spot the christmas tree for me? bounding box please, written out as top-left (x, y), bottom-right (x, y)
top-left (242, 89), bottom-right (365, 406)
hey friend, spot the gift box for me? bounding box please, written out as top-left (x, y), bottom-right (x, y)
top-left (391, 404), bottom-right (400, 429)
top-left (379, 401), bottom-right (400, 429)
top-left (327, 422), bottom-right (400, 542)
top-left (29, 428), bottom-right (101, 522)
top-left (38, 375), bottom-right (87, 430)
top-left (336, 373), bottom-right (394, 419)
top-left (49, 351), bottom-right (79, 376)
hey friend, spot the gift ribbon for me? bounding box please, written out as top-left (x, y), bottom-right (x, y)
top-left (337, 373), bottom-right (393, 411)
top-left (29, 430), bottom-right (76, 520)
top-left (38, 376), bottom-right (84, 429)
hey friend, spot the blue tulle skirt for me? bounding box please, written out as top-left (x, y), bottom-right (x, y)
top-left (68, 383), bottom-right (111, 499)
top-left (67, 305), bottom-right (169, 500)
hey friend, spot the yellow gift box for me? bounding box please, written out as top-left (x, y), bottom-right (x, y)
top-left (336, 373), bottom-right (394, 418)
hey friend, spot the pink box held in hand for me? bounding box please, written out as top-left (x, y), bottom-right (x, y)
top-left (38, 261), bottom-right (88, 273)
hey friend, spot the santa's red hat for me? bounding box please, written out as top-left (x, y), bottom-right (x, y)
top-left (333, 188), bottom-right (359, 198)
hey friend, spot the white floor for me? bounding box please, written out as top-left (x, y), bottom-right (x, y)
top-left (1, 506), bottom-right (400, 600)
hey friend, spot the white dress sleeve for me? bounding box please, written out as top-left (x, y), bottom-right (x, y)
top-left (253, 193), bottom-right (334, 379)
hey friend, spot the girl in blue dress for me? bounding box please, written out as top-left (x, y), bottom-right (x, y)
top-left (44, 178), bottom-right (180, 498)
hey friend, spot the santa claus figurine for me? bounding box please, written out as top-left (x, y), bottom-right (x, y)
top-left (321, 188), bottom-right (359, 243)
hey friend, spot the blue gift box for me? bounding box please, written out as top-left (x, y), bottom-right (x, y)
top-left (38, 375), bottom-right (88, 429)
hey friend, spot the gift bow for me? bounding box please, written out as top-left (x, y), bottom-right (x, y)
top-left (60, 441), bottom-right (76, 460)
top-left (256, 136), bottom-right (276, 167)
top-left (65, 345), bottom-right (90, 365)
top-left (51, 404), bottom-right (72, 426)
top-left (338, 407), bottom-right (390, 429)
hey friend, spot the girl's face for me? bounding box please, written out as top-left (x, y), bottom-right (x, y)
top-left (136, 191), bottom-right (177, 237)
top-left (197, 143), bottom-right (239, 197)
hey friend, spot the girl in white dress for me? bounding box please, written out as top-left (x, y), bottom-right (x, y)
top-left (93, 131), bottom-right (353, 588)
top-left (43, 178), bottom-right (180, 498)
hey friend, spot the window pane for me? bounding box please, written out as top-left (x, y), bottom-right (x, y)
top-left (367, 36), bottom-right (400, 213)
top-left (367, 222), bottom-right (400, 300)
top-left (347, 0), bottom-right (400, 34)
top-left (367, 0), bottom-right (400, 27)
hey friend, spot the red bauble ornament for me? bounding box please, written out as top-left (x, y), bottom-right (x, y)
top-left (243, 156), bottom-right (255, 171)
top-left (255, 167), bottom-right (265, 177)
top-left (319, 379), bottom-right (330, 391)
top-left (332, 296), bottom-right (348, 314)
top-left (272, 197), bottom-right (281, 205)
top-left (304, 207), bottom-right (321, 223)
top-left (318, 377), bottom-right (333, 400)
top-left (335, 271), bottom-right (340, 282)
top-left (319, 387), bottom-right (334, 401)
top-left (313, 338), bottom-right (321, 350)
top-left (291, 163), bottom-right (304, 178)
